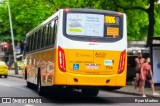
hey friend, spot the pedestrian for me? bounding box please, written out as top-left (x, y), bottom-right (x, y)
top-left (140, 57), bottom-right (159, 97)
top-left (134, 52), bottom-right (145, 90)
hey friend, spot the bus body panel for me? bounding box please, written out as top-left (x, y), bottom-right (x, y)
top-left (65, 49), bottom-right (122, 75)
top-left (66, 71), bottom-right (126, 86)
top-left (26, 48), bottom-right (56, 86)
top-left (25, 10), bottom-right (60, 86)
top-left (53, 48), bottom-right (127, 86)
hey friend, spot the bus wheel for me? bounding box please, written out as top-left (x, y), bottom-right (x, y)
top-left (27, 81), bottom-right (32, 88)
top-left (25, 69), bottom-right (27, 80)
top-left (82, 88), bottom-right (99, 97)
top-left (37, 73), bottom-right (44, 95)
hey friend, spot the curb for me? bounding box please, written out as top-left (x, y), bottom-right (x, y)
top-left (8, 69), bottom-right (23, 78)
top-left (8, 74), bottom-right (23, 78)
top-left (109, 90), bottom-right (160, 97)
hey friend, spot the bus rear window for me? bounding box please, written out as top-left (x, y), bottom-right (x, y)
top-left (64, 10), bottom-right (124, 42)
top-left (66, 13), bottom-right (104, 37)
top-left (66, 13), bottom-right (121, 38)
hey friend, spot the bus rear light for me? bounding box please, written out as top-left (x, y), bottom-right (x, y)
top-left (58, 46), bottom-right (66, 72)
top-left (118, 49), bottom-right (126, 74)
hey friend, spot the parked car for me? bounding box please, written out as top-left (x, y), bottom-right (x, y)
top-left (0, 61), bottom-right (8, 78)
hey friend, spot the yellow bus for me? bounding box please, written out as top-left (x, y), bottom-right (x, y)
top-left (23, 8), bottom-right (127, 96)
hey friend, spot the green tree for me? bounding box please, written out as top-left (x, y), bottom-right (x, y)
top-left (114, 0), bottom-right (160, 46)
top-left (0, 0), bottom-right (54, 41)
top-left (154, 3), bottom-right (160, 36)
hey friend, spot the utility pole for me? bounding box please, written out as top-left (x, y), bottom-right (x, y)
top-left (8, 0), bottom-right (18, 74)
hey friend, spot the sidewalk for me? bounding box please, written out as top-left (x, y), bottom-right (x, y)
top-left (8, 70), bottom-right (160, 97)
top-left (8, 69), bottom-right (23, 78)
top-left (115, 84), bottom-right (160, 97)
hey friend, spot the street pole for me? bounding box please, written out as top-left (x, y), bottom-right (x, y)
top-left (7, 0), bottom-right (18, 74)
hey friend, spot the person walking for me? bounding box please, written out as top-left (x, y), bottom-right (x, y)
top-left (140, 57), bottom-right (159, 97)
top-left (134, 52), bottom-right (145, 90)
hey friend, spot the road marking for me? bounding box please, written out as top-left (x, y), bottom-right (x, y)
top-left (0, 83), bottom-right (11, 87)
top-left (25, 104), bottom-right (35, 106)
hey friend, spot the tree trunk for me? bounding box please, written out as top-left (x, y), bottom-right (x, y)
top-left (113, 0), bottom-right (118, 11)
top-left (146, 0), bottom-right (155, 47)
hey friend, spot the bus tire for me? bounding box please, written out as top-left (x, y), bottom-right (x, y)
top-left (27, 81), bottom-right (32, 88)
top-left (37, 72), bottom-right (44, 95)
top-left (82, 88), bottom-right (99, 97)
top-left (25, 68), bottom-right (27, 80)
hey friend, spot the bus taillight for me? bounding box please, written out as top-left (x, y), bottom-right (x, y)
top-left (118, 49), bottom-right (126, 74)
top-left (58, 46), bottom-right (66, 72)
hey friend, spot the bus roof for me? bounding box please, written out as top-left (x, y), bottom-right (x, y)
top-left (65, 8), bottom-right (124, 14)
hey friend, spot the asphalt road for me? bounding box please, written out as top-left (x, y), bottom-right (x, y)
top-left (0, 77), bottom-right (160, 106)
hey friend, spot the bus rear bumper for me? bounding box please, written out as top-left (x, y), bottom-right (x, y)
top-left (65, 72), bottom-right (126, 86)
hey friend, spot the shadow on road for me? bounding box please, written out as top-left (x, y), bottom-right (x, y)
top-left (26, 84), bottom-right (160, 104)
top-left (44, 90), bottom-right (113, 104)
top-left (103, 88), bottom-right (160, 98)
top-left (26, 85), bottom-right (116, 104)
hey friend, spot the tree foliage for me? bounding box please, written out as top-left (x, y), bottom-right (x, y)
top-left (154, 3), bottom-right (160, 36)
top-left (0, 0), bottom-right (160, 45)
top-left (0, 0), bottom-right (54, 41)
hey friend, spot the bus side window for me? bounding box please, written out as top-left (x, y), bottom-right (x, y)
top-left (51, 21), bottom-right (55, 45)
top-left (37, 30), bottom-right (41, 49)
top-left (32, 34), bottom-right (35, 51)
top-left (47, 24), bottom-right (51, 46)
top-left (26, 37), bottom-right (29, 52)
top-left (48, 23), bottom-right (52, 46)
top-left (35, 32), bottom-right (38, 50)
top-left (53, 20), bottom-right (58, 44)
top-left (26, 37), bottom-right (30, 52)
top-left (51, 19), bottom-right (58, 45)
top-left (42, 27), bottom-right (45, 48)
top-left (29, 35), bottom-right (32, 52)
top-left (40, 28), bottom-right (43, 48)
top-left (44, 25), bottom-right (48, 47)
